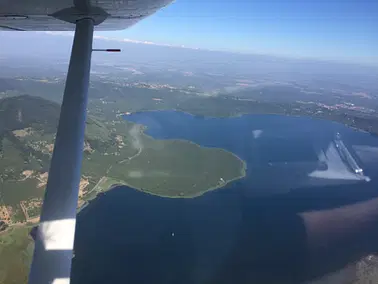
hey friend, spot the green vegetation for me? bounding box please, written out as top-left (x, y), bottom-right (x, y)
top-left (81, 177), bottom-right (124, 203)
top-left (1, 180), bottom-right (41, 208)
top-left (26, 207), bottom-right (40, 219)
top-left (108, 135), bottom-right (245, 197)
top-left (0, 226), bottom-right (34, 284)
top-left (94, 177), bottom-right (124, 192)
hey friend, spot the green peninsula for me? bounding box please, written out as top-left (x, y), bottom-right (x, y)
top-left (107, 135), bottom-right (245, 198)
top-left (0, 95), bottom-right (246, 225)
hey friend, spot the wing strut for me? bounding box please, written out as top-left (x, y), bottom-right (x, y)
top-left (28, 17), bottom-right (94, 284)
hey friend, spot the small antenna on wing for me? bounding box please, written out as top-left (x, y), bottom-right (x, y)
top-left (92, 49), bottom-right (121, 52)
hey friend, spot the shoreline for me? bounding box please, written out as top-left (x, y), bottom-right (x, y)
top-left (77, 150), bottom-right (247, 206)
top-left (124, 108), bottom-right (378, 137)
top-left (8, 109), bottom-right (372, 233)
top-left (1, 112), bottom-right (248, 234)
top-left (88, 155), bottom-right (246, 200)
top-left (74, 151), bottom-right (247, 216)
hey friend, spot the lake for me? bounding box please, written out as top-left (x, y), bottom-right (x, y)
top-left (72, 112), bottom-right (378, 284)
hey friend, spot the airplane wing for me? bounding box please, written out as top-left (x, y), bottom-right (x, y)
top-left (0, 0), bottom-right (173, 31)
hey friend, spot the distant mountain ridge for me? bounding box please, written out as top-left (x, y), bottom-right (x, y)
top-left (0, 95), bottom-right (60, 134)
top-left (0, 95), bottom-right (113, 148)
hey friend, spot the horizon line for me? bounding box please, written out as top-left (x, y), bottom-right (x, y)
top-left (15, 31), bottom-right (378, 68)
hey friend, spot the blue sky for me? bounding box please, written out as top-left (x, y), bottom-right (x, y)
top-left (98, 0), bottom-right (378, 65)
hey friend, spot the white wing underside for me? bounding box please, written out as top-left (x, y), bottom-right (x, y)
top-left (0, 0), bottom-right (173, 31)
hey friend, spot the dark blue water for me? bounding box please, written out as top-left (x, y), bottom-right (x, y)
top-left (125, 111), bottom-right (378, 193)
top-left (72, 112), bottom-right (378, 284)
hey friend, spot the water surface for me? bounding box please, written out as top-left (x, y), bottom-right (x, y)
top-left (72, 112), bottom-right (378, 284)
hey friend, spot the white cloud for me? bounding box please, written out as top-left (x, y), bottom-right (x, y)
top-left (94, 34), bottom-right (181, 48)
top-left (41, 31), bottom-right (199, 50)
top-left (40, 31), bottom-right (74, 36)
